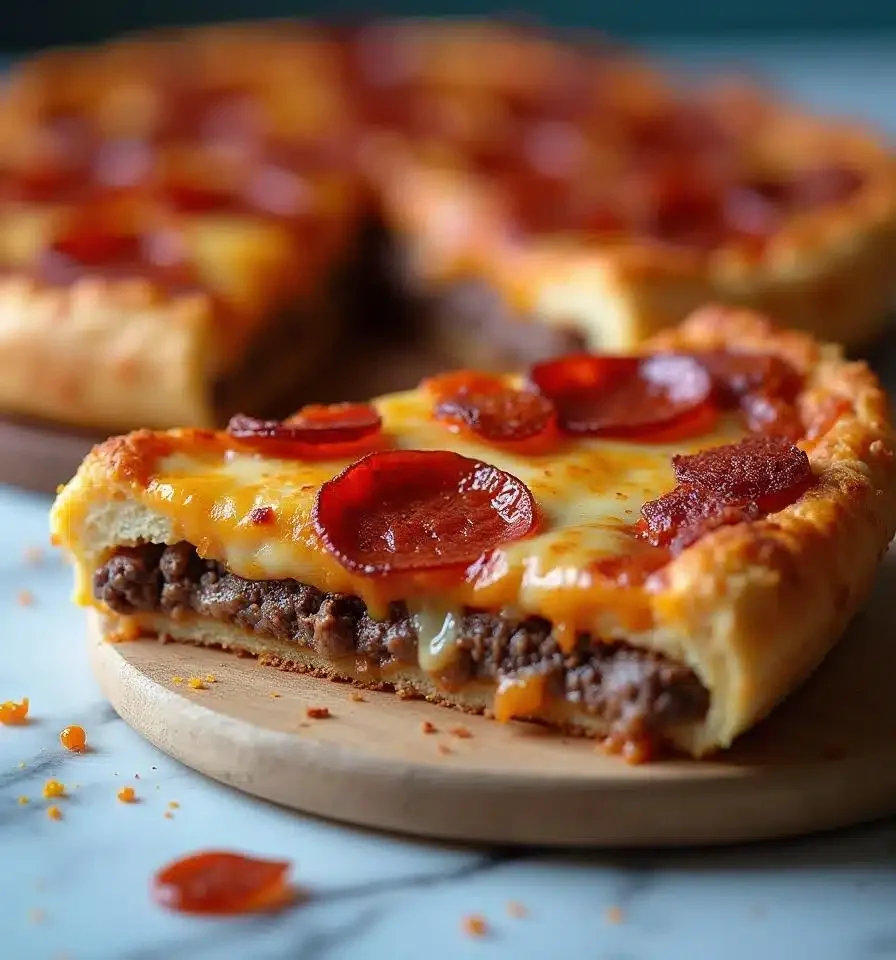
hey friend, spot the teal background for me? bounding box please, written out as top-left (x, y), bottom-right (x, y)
top-left (6, 1), bottom-right (896, 49)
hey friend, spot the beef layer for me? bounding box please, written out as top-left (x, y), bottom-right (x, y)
top-left (94, 542), bottom-right (709, 735)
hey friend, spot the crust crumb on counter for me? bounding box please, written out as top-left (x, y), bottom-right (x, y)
top-left (420, 720), bottom-right (438, 734)
top-left (168, 801), bottom-right (180, 809)
top-left (506, 900), bottom-right (528, 918)
top-left (42, 779), bottom-right (65, 799)
top-left (117, 786), bottom-right (137, 803)
top-left (305, 706), bottom-right (330, 719)
top-left (270, 692), bottom-right (281, 699)
top-left (0, 698), bottom-right (30, 725)
top-left (348, 691), bottom-right (366, 702)
top-left (605, 905), bottom-right (624, 925)
top-left (461, 914), bottom-right (488, 938)
top-left (16, 589), bottom-right (35, 607)
top-left (46, 805), bottom-right (62, 821)
top-left (204, 674), bottom-right (218, 684)
top-left (59, 725), bottom-right (87, 752)
top-left (450, 725), bottom-right (473, 739)
top-left (18, 796), bottom-right (30, 805)
top-left (187, 677), bottom-right (207, 690)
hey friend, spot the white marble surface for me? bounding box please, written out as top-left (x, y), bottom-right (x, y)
top-left (3, 36), bottom-right (896, 960)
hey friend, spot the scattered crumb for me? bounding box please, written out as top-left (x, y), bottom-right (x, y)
top-left (605, 905), bottom-right (624, 925)
top-left (42, 779), bottom-right (65, 799)
top-left (461, 914), bottom-right (488, 938)
top-left (28, 908), bottom-right (45, 924)
top-left (450, 725), bottom-right (473, 739)
top-left (187, 677), bottom-right (207, 690)
top-left (437, 743), bottom-right (453, 756)
top-left (269, 692), bottom-right (281, 699)
top-left (298, 721), bottom-right (311, 728)
top-left (171, 676), bottom-right (184, 685)
top-left (420, 720), bottom-right (438, 735)
top-left (22, 545), bottom-right (44, 566)
top-left (0, 697), bottom-right (30, 725)
top-left (17, 761), bottom-right (25, 769)
top-left (168, 801), bottom-right (180, 809)
top-left (348, 691), bottom-right (366, 702)
top-left (164, 811), bottom-right (174, 820)
top-left (18, 796), bottom-right (29, 805)
top-left (305, 706), bottom-right (330, 720)
top-left (205, 674), bottom-right (218, 684)
top-left (117, 786), bottom-right (137, 804)
top-left (17, 589), bottom-right (34, 607)
top-left (59, 725), bottom-right (87, 752)
top-left (46, 806), bottom-right (62, 821)
top-left (151, 766), bottom-right (157, 770)
top-left (506, 900), bottom-right (527, 918)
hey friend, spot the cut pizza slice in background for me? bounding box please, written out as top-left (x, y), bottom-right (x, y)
top-left (49, 306), bottom-right (896, 759)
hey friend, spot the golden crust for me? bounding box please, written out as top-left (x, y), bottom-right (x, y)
top-left (50, 306), bottom-right (896, 757)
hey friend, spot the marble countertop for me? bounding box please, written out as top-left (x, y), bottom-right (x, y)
top-left (3, 35), bottom-right (896, 960)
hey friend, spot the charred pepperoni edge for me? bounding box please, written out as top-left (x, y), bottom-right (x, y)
top-left (638, 435), bottom-right (813, 551)
top-left (527, 353), bottom-right (714, 440)
top-left (226, 404), bottom-right (382, 448)
top-left (312, 449), bottom-right (537, 576)
top-left (425, 370), bottom-right (556, 443)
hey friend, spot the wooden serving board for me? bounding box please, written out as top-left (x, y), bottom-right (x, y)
top-left (89, 552), bottom-right (896, 848)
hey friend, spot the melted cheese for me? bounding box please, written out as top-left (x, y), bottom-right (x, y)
top-left (75, 386), bottom-right (746, 643)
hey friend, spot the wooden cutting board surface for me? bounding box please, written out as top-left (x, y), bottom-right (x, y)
top-left (88, 550), bottom-right (896, 848)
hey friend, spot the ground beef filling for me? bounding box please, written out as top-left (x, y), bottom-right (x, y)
top-left (94, 542), bottom-right (709, 734)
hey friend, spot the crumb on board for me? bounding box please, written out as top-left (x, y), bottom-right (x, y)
top-left (117, 786), bottom-right (137, 804)
top-left (205, 674), bottom-right (218, 684)
top-left (270, 692), bottom-right (281, 699)
top-left (437, 743), bottom-right (453, 756)
top-left (349, 691), bottom-right (366, 702)
top-left (172, 676), bottom-right (183, 685)
top-left (17, 589), bottom-right (34, 607)
top-left (18, 796), bottom-right (29, 805)
top-left (420, 720), bottom-right (437, 735)
top-left (506, 900), bottom-right (527, 918)
top-left (22, 546), bottom-right (44, 566)
top-left (605, 905), bottom-right (624, 925)
top-left (59, 725), bottom-right (87, 752)
top-left (187, 677), bottom-right (206, 690)
top-left (47, 806), bottom-right (62, 821)
top-left (461, 914), bottom-right (488, 938)
top-left (0, 697), bottom-right (30, 725)
top-left (168, 801), bottom-right (180, 809)
top-left (42, 779), bottom-right (65, 800)
top-left (450, 725), bottom-right (473, 739)
top-left (18, 761), bottom-right (26, 769)
top-left (164, 811), bottom-right (174, 820)
top-left (305, 706), bottom-right (330, 720)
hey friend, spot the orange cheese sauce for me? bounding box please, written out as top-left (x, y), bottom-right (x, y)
top-left (60, 385), bottom-right (747, 633)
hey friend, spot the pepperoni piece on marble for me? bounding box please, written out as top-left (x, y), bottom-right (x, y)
top-left (153, 851), bottom-right (292, 915)
top-left (529, 353), bottom-right (714, 440)
top-left (313, 450), bottom-right (536, 575)
top-left (425, 370), bottom-right (555, 443)
top-left (227, 404), bottom-right (382, 449)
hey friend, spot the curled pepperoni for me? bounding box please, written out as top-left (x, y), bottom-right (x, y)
top-left (313, 450), bottom-right (536, 575)
top-left (640, 435), bottom-right (813, 551)
top-left (227, 404), bottom-right (382, 448)
top-left (673, 435), bottom-right (812, 508)
top-left (529, 353), bottom-right (713, 440)
top-left (425, 371), bottom-right (554, 443)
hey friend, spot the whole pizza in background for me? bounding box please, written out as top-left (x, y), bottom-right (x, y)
top-left (0, 20), bottom-right (893, 435)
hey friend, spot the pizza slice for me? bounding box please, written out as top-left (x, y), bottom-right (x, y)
top-left (50, 307), bottom-right (896, 758)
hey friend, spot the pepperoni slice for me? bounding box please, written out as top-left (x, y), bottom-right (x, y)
top-left (529, 353), bottom-right (714, 440)
top-left (227, 404), bottom-right (382, 448)
top-left (672, 435), bottom-right (812, 509)
top-left (638, 486), bottom-right (761, 549)
top-left (424, 371), bottom-right (554, 443)
top-left (694, 351), bottom-right (801, 406)
top-left (313, 450), bottom-right (536, 575)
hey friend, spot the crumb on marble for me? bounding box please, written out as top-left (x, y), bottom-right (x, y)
top-left (349, 691), bottom-right (366, 702)
top-left (42, 779), bottom-right (65, 799)
top-left (450, 725), bottom-right (472, 739)
top-left (187, 677), bottom-right (206, 690)
top-left (46, 806), bottom-right (62, 821)
top-left (117, 786), bottom-right (137, 804)
top-left (461, 914), bottom-right (488, 938)
top-left (0, 697), bottom-right (30, 725)
top-left (605, 905), bottom-right (624, 925)
top-left (59, 725), bottom-right (87, 752)
top-left (305, 706), bottom-right (330, 720)
top-left (164, 811), bottom-right (174, 820)
top-left (16, 589), bottom-right (34, 607)
top-left (17, 761), bottom-right (26, 769)
top-left (18, 796), bottom-right (29, 805)
top-left (506, 900), bottom-right (527, 918)
top-left (420, 720), bottom-right (437, 734)
top-left (168, 801), bottom-right (180, 809)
